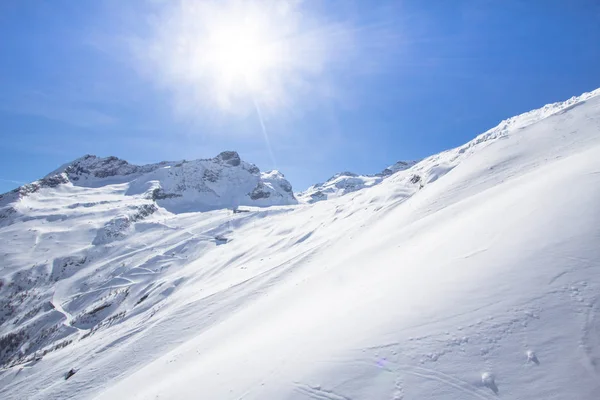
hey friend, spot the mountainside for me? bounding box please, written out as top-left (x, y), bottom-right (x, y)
top-left (1, 88), bottom-right (600, 400)
top-left (296, 160), bottom-right (418, 203)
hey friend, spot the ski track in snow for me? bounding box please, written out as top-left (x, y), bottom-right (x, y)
top-left (51, 291), bottom-right (83, 333)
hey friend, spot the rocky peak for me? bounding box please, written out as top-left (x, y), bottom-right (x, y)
top-left (329, 171), bottom-right (358, 180)
top-left (46, 154), bottom-right (168, 183)
top-left (215, 151), bottom-right (241, 167)
top-left (379, 160), bottom-right (418, 177)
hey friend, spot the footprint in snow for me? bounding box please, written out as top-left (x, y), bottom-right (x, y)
top-left (392, 376), bottom-right (404, 399)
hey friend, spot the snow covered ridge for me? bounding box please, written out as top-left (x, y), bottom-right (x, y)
top-left (298, 88), bottom-right (600, 204)
top-left (1, 151), bottom-right (297, 215)
top-left (297, 160), bottom-right (418, 203)
top-left (460, 87), bottom-right (600, 152)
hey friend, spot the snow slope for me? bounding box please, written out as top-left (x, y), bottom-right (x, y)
top-left (1, 88), bottom-right (599, 399)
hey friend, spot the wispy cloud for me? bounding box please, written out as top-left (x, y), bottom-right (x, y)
top-left (0, 178), bottom-right (25, 185)
top-left (1, 90), bottom-right (118, 128)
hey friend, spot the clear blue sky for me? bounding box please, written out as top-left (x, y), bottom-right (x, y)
top-left (1, 0), bottom-right (599, 194)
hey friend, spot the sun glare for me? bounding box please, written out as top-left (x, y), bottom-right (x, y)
top-left (205, 18), bottom-right (279, 92)
top-left (144, 0), bottom-right (355, 113)
top-left (178, 1), bottom-right (296, 110)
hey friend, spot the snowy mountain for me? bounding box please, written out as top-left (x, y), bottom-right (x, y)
top-left (1, 88), bottom-right (600, 400)
top-left (296, 160), bottom-right (418, 203)
top-left (1, 151), bottom-right (296, 220)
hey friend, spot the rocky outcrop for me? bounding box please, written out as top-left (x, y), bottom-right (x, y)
top-left (215, 151), bottom-right (241, 167)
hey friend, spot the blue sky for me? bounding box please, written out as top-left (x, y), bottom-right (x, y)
top-left (1, 0), bottom-right (599, 194)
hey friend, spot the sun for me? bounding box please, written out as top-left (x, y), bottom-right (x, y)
top-left (205, 17), bottom-right (279, 93)
top-left (190, 1), bottom-right (293, 109)
top-left (143, 0), bottom-right (346, 113)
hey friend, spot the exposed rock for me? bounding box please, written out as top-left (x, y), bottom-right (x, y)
top-left (130, 204), bottom-right (158, 222)
top-left (245, 164), bottom-right (260, 174)
top-left (379, 161), bottom-right (416, 177)
top-left (216, 151), bottom-right (241, 167)
top-left (151, 188), bottom-right (182, 201)
top-left (309, 191), bottom-right (327, 203)
top-left (278, 180), bottom-right (293, 193)
top-left (249, 183), bottom-right (272, 200)
top-left (203, 169), bottom-right (220, 183)
top-left (46, 155), bottom-right (170, 184)
top-left (65, 368), bottom-right (76, 380)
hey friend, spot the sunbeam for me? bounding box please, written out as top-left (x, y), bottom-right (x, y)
top-left (253, 98), bottom-right (277, 170)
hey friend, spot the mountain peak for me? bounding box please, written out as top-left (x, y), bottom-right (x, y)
top-left (215, 151), bottom-right (241, 167)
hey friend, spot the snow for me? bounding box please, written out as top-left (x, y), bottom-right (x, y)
top-left (1, 88), bottom-right (600, 399)
top-left (296, 160), bottom-right (418, 204)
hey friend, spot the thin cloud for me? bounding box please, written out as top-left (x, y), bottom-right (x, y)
top-left (1, 91), bottom-right (118, 129)
top-left (0, 178), bottom-right (25, 185)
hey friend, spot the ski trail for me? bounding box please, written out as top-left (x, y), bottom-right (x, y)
top-left (51, 291), bottom-right (83, 333)
top-left (401, 366), bottom-right (495, 400)
top-left (352, 358), bottom-right (495, 400)
top-left (294, 383), bottom-right (352, 400)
